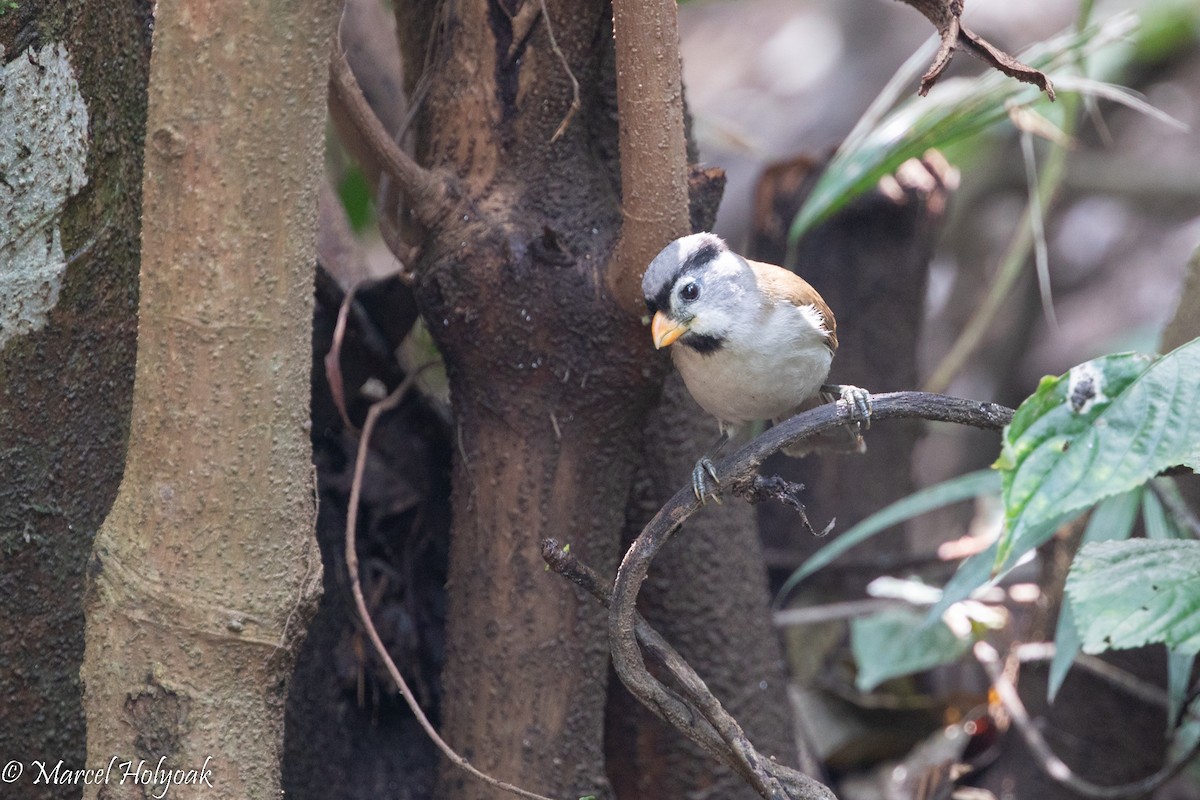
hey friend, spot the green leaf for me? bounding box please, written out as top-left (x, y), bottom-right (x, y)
top-left (1049, 601), bottom-right (1082, 703)
top-left (926, 544), bottom-right (998, 624)
top-left (1067, 539), bottom-right (1200, 655)
top-left (995, 338), bottom-right (1200, 568)
top-left (1048, 489), bottom-right (1142, 701)
top-left (1142, 487), bottom-right (1190, 540)
top-left (1170, 695), bottom-right (1200, 765)
top-left (338, 165), bottom-right (373, 233)
top-left (927, 510), bottom-right (1071, 625)
top-left (1082, 487), bottom-right (1144, 544)
top-left (851, 607), bottom-right (971, 692)
top-left (777, 469), bottom-right (999, 604)
top-left (788, 13), bottom-right (1139, 245)
top-left (1167, 650), bottom-right (1195, 730)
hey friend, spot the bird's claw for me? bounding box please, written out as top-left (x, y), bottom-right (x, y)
top-left (823, 384), bottom-right (873, 431)
top-left (692, 457), bottom-right (722, 505)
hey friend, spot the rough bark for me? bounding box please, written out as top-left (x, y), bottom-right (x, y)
top-left (389, 1), bottom-right (693, 796)
top-left (607, 372), bottom-right (801, 800)
top-left (0, 3), bottom-right (151, 794)
top-left (79, 2), bottom-right (338, 798)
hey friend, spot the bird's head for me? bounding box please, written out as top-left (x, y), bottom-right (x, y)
top-left (640, 232), bottom-right (751, 352)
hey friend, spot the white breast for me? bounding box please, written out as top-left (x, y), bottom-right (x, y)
top-left (672, 302), bottom-right (833, 427)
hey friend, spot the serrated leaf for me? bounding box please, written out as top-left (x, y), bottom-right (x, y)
top-left (1048, 489), bottom-right (1142, 702)
top-left (1067, 539), bottom-right (1200, 655)
top-left (851, 607), bottom-right (971, 692)
top-left (995, 338), bottom-right (1200, 568)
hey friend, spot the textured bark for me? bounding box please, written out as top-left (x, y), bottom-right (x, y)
top-left (391, 1), bottom-right (687, 797)
top-left (0, 4), bottom-right (151, 795)
top-left (607, 377), bottom-right (800, 800)
top-left (79, 2), bottom-right (338, 798)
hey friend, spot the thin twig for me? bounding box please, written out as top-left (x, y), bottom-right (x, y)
top-left (1019, 643), bottom-right (1168, 707)
top-left (605, 392), bottom-right (1012, 799)
top-left (536, 0), bottom-right (581, 143)
top-left (541, 541), bottom-right (751, 766)
top-left (1018, 128), bottom-right (1057, 329)
top-left (975, 641), bottom-right (1199, 799)
top-left (956, 25), bottom-right (1055, 100)
top-left (773, 598), bottom-right (910, 627)
top-left (899, 0), bottom-right (1054, 98)
top-left (1016, 642), bottom-right (1200, 724)
top-left (325, 283), bottom-right (362, 434)
top-left (329, 40), bottom-right (450, 227)
top-left (346, 372), bottom-right (555, 800)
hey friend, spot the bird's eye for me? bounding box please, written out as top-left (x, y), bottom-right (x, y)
top-left (679, 282), bottom-right (700, 302)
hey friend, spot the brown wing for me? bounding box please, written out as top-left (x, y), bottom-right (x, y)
top-left (746, 258), bottom-right (838, 353)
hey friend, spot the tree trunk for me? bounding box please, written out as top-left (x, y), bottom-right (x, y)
top-left (79, 2), bottom-right (338, 798)
top-left (0, 4), bottom-right (150, 795)
top-left (390, 1), bottom-right (692, 796)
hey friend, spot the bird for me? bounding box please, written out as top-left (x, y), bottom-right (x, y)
top-left (641, 232), bottom-right (871, 503)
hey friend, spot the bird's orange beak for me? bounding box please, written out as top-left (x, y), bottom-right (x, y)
top-left (651, 311), bottom-right (688, 349)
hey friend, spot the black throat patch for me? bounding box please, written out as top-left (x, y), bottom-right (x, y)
top-left (682, 331), bottom-right (724, 354)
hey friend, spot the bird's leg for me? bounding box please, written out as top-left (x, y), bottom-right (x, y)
top-left (692, 428), bottom-right (730, 505)
top-left (821, 384), bottom-right (873, 431)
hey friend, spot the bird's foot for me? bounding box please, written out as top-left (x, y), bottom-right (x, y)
top-left (692, 457), bottom-right (722, 505)
top-left (822, 384), bottom-right (873, 430)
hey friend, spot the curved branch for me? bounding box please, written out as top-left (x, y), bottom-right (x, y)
top-left (605, 392), bottom-right (1013, 799)
top-left (541, 540), bottom-right (833, 800)
top-left (328, 43), bottom-right (451, 227)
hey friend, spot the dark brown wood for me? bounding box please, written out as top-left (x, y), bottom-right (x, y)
top-left (391, 2), bottom-right (686, 796)
top-left (0, 4), bottom-right (151, 791)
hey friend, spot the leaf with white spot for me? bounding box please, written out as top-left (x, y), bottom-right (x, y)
top-left (994, 338), bottom-right (1200, 569)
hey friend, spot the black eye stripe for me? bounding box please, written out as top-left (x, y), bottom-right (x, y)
top-left (677, 239), bottom-right (723, 276)
top-left (652, 284), bottom-right (672, 315)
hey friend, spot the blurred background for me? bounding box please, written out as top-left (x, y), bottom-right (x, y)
top-left (316, 1), bottom-right (1200, 796)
